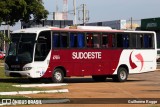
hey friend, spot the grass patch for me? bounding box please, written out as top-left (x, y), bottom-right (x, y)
top-left (0, 59), bottom-right (4, 63)
top-left (0, 66), bottom-right (46, 98)
top-left (0, 67), bottom-right (5, 78)
top-left (0, 95), bottom-right (26, 99)
top-left (0, 67), bottom-right (43, 92)
top-left (0, 82), bottom-right (44, 92)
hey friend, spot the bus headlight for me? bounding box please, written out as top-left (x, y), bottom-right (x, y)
top-left (23, 67), bottom-right (32, 71)
top-left (5, 64), bottom-right (9, 70)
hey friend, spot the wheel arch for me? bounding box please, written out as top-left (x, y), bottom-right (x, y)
top-left (118, 64), bottom-right (129, 74)
top-left (54, 66), bottom-right (67, 77)
top-left (112, 64), bottom-right (129, 82)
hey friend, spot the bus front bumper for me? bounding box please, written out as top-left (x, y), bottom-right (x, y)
top-left (5, 70), bottom-right (43, 78)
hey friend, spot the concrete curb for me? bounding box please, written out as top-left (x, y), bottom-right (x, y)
top-left (0, 89), bottom-right (69, 95)
top-left (13, 83), bottom-right (68, 88)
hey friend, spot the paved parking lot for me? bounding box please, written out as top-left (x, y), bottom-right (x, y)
top-left (6, 69), bottom-right (158, 107)
top-left (3, 67), bottom-right (160, 107)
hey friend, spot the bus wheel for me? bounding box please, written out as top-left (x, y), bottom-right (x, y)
top-left (113, 67), bottom-right (128, 82)
top-left (52, 68), bottom-right (64, 83)
top-left (92, 76), bottom-right (106, 82)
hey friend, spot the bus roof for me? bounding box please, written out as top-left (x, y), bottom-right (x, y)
top-left (12, 27), bottom-right (60, 33)
top-left (124, 30), bottom-right (156, 34)
top-left (12, 26), bottom-right (155, 34)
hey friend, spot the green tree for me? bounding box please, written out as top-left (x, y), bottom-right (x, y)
top-left (0, 0), bottom-right (49, 25)
top-left (0, 32), bottom-right (10, 44)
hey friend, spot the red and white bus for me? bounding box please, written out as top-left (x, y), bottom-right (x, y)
top-left (5, 26), bottom-right (157, 82)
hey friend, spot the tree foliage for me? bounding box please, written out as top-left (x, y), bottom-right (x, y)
top-left (0, 32), bottom-right (10, 44)
top-left (0, 0), bottom-right (49, 25)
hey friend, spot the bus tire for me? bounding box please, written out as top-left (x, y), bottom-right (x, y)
top-left (113, 67), bottom-right (128, 82)
top-left (92, 76), bottom-right (106, 82)
top-left (52, 68), bottom-right (64, 83)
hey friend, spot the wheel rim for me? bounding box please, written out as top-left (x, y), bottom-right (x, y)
top-left (54, 72), bottom-right (62, 81)
top-left (120, 70), bottom-right (126, 80)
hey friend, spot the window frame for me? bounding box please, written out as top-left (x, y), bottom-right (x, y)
top-left (51, 30), bottom-right (155, 50)
top-left (34, 31), bottom-right (51, 61)
top-left (86, 32), bottom-right (101, 49)
top-left (52, 32), bottom-right (69, 49)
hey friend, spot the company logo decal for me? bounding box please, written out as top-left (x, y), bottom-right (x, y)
top-left (129, 51), bottom-right (137, 69)
top-left (72, 52), bottom-right (102, 60)
top-left (53, 55), bottom-right (60, 60)
top-left (129, 51), bottom-right (144, 71)
top-left (135, 53), bottom-right (144, 71)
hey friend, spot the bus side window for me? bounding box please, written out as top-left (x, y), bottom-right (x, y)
top-left (60, 33), bottom-right (68, 48)
top-left (35, 31), bottom-right (51, 61)
top-left (108, 34), bottom-right (113, 48)
top-left (93, 34), bottom-right (100, 48)
top-left (149, 34), bottom-right (154, 48)
top-left (123, 34), bottom-right (129, 48)
top-left (144, 34), bottom-right (153, 48)
top-left (102, 34), bottom-right (114, 48)
top-left (53, 33), bottom-right (60, 48)
top-left (137, 34), bottom-right (143, 48)
top-left (70, 33), bottom-right (77, 48)
top-left (77, 33), bottom-right (85, 48)
top-left (117, 33), bottom-right (129, 48)
top-left (102, 34), bottom-right (108, 48)
top-left (87, 34), bottom-right (93, 48)
top-left (130, 34), bottom-right (136, 48)
top-left (117, 34), bottom-right (123, 48)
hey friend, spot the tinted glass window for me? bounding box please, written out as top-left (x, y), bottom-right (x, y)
top-left (117, 34), bottom-right (123, 48)
top-left (144, 34), bottom-right (153, 48)
top-left (137, 34), bottom-right (143, 48)
top-left (53, 33), bottom-right (60, 48)
top-left (77, 33), bottom-right (85, 48)
top-left (60, 33), bottom-right (68, 48)
top-left (93, 34), bottom-right (100, 48)
top-left (116, 33), bottom-right (129, 48)
top-left (52, 32), bottom-right (68, 48)
top-left (86, 33), bottom-right (93, 48)
top-left (7, 33), bottom-right (36, 63)
top-left (70, 33), bottom-right (77, 48)
top-left (102, 34), bottom-right (116, 48)
top-left (35, 31), bottom-right (51, 61)
top-left (102, 34), bottom-right (108, 48)
top-left (130, 34), bottom-right (137, 48)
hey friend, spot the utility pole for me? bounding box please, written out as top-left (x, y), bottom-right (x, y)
top-left (78, 4), bottom-right (89, 25)
top-left (73, 0), bottom-right (76, 25)
top-left (83, 4), bottom-right (86, 26)
top-left (131, 17), bottom-right (133, 30)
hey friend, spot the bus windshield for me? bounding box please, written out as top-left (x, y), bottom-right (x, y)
top-left (7, 33), bottom-right (36, 63)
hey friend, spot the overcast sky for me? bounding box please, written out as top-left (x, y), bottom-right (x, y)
top-left (1, 0), bottom-right (160, 30)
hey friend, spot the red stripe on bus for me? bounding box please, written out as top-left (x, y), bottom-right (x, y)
top-left (42, 49), bottom-right (123, 78)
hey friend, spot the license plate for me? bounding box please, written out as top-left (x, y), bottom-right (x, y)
top-left (11, 65), bottom-right (20, 68)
